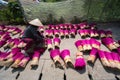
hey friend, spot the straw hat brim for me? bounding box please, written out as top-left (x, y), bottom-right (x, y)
top-left (29, 18), bottom-right (43, 27)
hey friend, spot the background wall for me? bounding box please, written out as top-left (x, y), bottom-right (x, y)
top-left (0, 0), bottom-right (120, 25)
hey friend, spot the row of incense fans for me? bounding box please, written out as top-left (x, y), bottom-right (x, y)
top-left (0, 25), bottom-right (39, 68)
top-left (0, 23), bottom-right (120, 70)
top-left (40, 23), bottom-right (113, 39)
top-left (0, 25), bottom-right (22, 36)
top-left (45, 22), bottom-right (96, 30)
top-left (40, 22), bottom-right (96, 39)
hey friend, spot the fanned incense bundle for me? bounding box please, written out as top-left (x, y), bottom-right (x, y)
top-left (88, 47), bottom-right (98, 63)
top-left (74, 52), bottom-right (86, 70)
top-left (60, 49), bottom-right (73, 68)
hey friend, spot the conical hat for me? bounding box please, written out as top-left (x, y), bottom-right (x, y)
top-left (29, 18), bottom-right (43, 27)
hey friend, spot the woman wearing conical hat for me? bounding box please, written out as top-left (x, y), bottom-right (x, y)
top-left (22, 18), bottom-right (46, 67)
top-left (22, 18), bottom-right (44, 43)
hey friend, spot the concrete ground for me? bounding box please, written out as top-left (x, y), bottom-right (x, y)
top-left (0, 22), bottom-right (120, 80)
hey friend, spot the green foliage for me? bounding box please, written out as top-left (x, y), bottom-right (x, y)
top-left (0, 1), bottom-right (24, 24)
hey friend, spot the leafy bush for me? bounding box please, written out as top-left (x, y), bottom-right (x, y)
top-left (0, 1), bottom-right (24, 24)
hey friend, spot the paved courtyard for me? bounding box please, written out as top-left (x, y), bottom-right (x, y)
top-left (0, 22), bottom-right (120, 80)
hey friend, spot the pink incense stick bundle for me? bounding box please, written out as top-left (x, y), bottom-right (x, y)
top-left (102, 38), bottom-right (117, 51)
top-left (46, 39), bottom-right (53, 51)
top-left (79, 23), bottom-right (84, 29)
top-left (77, 24), bottom-right (81, 30)
top-left (55, 25), bottom-right (60, 30)
top-left (17, 29), bottom-right (22, 33)
top-left (89, 23), bottom-right (96, 29)
top-left (18, 56), bottom-right (30, 68)
top-left (86, 39), bottom-right (92, 50)
top-left (0, 40), bottom-right (6, 47)
top-left (53, 37), bottom-right (61, 49)
top-left (59, 24), bottom-right (64, 29)
top-left (5, 48), bottom-right (21, 60)
top-left (88, 47), bottom-right (98, 63)
top-left (98, 30), bottom-right (106, 38)
top-left (104, 51), bottom-right (115, 68)
top-left (79, 22), bottom-right (87, 29)
top-left (70, 29), bottom-right (76, 38)
top-left (1, 52), bottom-right (20, 66)
top-left (11, 52), bottom-right (25, 68)
top-left (11, 28), bottom-right (21, 35)
top-left (90, 30), bottom-right (95, 38)
top-left (101, 37), bottom-right (109, 45)
top-left (75, 40), bottom-right (83, 52)
top-left (60, 49), bottom-right (73, 68)
top-left (60, 49), bottom-right (70, 60)
top-left (90, 26), bottom-right (95, 30)
top-left (85, 23), bottom-right (89, 29)
top-left (59, 29), bottom-right (64, 38)
top-left (94, 41), bottom-right (101, 49)
top-left (64, 30), bottom-right (69, 38)
top-left (1, 33), bottom-right (10, 41)
top-left (81, 40), bottom-right (88, 51)
top-left (70, 29), bottom-right (76, 34)
top-left (111, 52), bottom-right (120, 69)
top-left (78, 30), bottom-right (85, 38)
top-left (50, 49), bottom-right (60, 59)
top-left (77, 24), bottom-right (81, 29)
top-left (64, 24), bottom-right (68, 29)
top-left (54, 30), bottom-right (59, 37)
top-left (7, 27), bottom-right (14, 32)
top-left (60, 49), bottom-right (71, 63)
top-left (32, 48), bottom-right (43, 59)
top-left (105, 30), bottom-right (112, 38)
top-left (6, 38), bottom-right (14, 45)
top-left (31, 47), bottom-right (45, 67)
top-left (50, 49), bottom-right (61, 64)
top-left (67, 24), bottom-right (72, 30)
top-left (108, 38), bottom-right (118, 50)
top-left (94, 30), bottom-right (99, 38)
top-left (45, 24), bottom-right (51, 30)
top-left (0, 31), bottom-right (4, 36)
top-left (45, 30), bottom-right (53, 38)
top-left (74, 52), bottom-right (86, 70)
top-left (3, 27), bottom-right (8, 31)
top-left (90, 38), bottom-right (100, 49)
top-left (84, 29), bottom-right (89, 37)
top-left (72, 24), bottom-right (77, 30)
top-left (51, 25), bottom-right (55, 30)
top-left (49, 30), bottom-right (53, 38)
top-left (17, 39), bottom-right (27, 49)
top-left (0, 52), bottom-right (10, 61)
top-left (0, 25), bottom-right (5, 31)
top-left (45, 30), bottom-right (49, 38)
top-left (98, 50), bottom-right (110, 67)
top-left (13, 38), bottom-right (21, 47)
